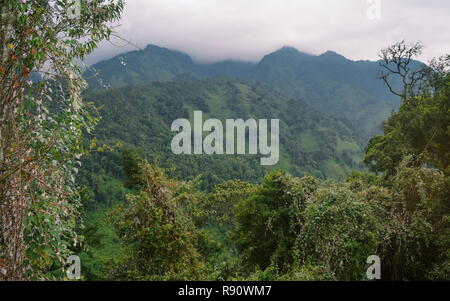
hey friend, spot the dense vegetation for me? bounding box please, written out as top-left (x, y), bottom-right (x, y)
top-left (1, 0), bottom-right (447, 281)
top-left (78, 43), bottom-right (449, 281)
top-left (0, 0), bottom-right (124, 280)
top-left (82, 150), bottom-right (449, 280)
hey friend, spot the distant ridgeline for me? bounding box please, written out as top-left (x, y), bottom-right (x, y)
top-left (85, 44), bottom-right (414, 137)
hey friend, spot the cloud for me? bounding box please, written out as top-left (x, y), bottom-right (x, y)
top-left (85, 0), bottom-right (450, 65)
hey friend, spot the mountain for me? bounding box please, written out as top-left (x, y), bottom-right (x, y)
top-left (85, 45), bottom-right (196, 87)
top-left (85, 44), bottom-right (404, 137)
top-left (80, 79), bottom-right (364, 198)
top-left (250, 47), bottom-right (401, 136)
top-left (86, 44), bottom-right (256, 87)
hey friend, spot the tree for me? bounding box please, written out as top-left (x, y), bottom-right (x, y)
top-left (231, 171), bottom-right (318, 273)
top-left (0, 0), bottom-right (123, 280)
top-left (365, 41), bottom-right (450, 177)
top-left (378, 40), bottom-right (430, 100)
top-left (109, 162), bottom-right (207, 280)
top-left (206, 180), bottom-right (257, 230)
top-left (364, 41), bottom-right (450, 280)
top-left (296, 182), bottom-right (382, 280)
top-left (122, 147), bottom-right (145, 190)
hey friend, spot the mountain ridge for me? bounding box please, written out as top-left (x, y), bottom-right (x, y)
top-left (85, 44), bottom-right (409, 137)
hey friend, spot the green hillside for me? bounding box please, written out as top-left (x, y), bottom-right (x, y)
top-left (80, 79), bottom-right (363, 196)
top-left (86, 44), bottom-right (406, 137)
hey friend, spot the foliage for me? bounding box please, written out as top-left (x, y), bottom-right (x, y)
top-left (365, 43), bottom-right (450, 177)
top-left (296, 182), bottom-right (381, 280)
top-left (0, 0), bottom-right (123, 280)
top-left (97, 156), bottom-right (449, 281)
top-left (108, 161), bottom-right (208, 280)
top-left (232, 171), bottom-right (308, 273)
top-left (378, 160), bottom-right (449, 280)
top-left (363, 42), bottom-right (450, 279)
top-left (204, 180), bottom-right (258, 230)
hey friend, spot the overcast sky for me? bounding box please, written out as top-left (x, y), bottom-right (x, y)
top-left (85, 0), bottom-right (450, 65)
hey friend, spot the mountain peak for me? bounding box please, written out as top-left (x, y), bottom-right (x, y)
top-left (279, 45), bottom-right (299, 52)
top-left (319, 50), bottom-right (347, 60)
top-left (143, 44), bottom-right (194, 63)
top-left (146, 44), bottom-right (169, 49)
top-left (145, 44), bottom-right (174, 53)
top-left (258, 46), bottom-right (312, 65)
top-left (273, 46), bottom-right (311, 56)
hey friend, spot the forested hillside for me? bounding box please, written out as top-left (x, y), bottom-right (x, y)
top-left (79, 78), bottom-right (363, 200)
top-left (86, 44), bottom-right (410, 137)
